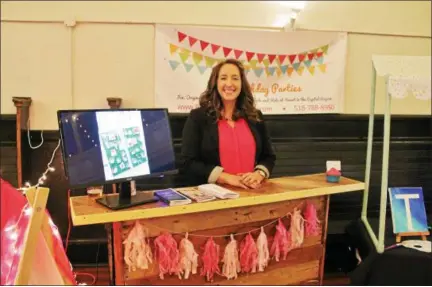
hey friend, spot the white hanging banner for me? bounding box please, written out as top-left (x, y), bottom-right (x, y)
top-left (388, 75), bottom-right (431, 100)
top-left (373, 55), bottom-right (432, 100)
top-left (155, 25), bottom-right (348, 114)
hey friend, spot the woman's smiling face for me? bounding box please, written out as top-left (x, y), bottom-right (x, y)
top-left (217, 63), bottom-right (242, 103)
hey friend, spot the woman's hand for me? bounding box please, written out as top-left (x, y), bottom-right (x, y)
top-left (217, 172), bottom-right (249, 189)
top-left (239, 171), bottom-right (265, 189)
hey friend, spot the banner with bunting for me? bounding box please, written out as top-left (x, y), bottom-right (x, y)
top-left (155, 25), bottom-right (347, 114)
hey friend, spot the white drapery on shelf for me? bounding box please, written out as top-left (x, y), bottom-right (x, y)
top-left (372, 55), bottom-right (431, 100)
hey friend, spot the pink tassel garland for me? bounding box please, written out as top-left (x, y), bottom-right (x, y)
top-left (123, 206), bottom-right (317, 282)
top-left (304, 202), bottom-right (321, 236)
top-left (290, 208), bottom-right (305, 249)
top-left (200, 237), bottom-right (221, 282)
top-left (179, 233), bottom-right (198, 279)
top-left (154, 232), bottom-right (181, 279)
top-left (239, 232), bottom-right (258, 273)
top-left (222, 234), bottom-right (241, 280)
top-left (270, 218), bottom-right (292, 261)
top-left (256, 227), bottom-right (270, 272)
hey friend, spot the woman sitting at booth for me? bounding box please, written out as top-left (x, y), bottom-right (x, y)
top-left (181, 59), bottom-right (276, 189)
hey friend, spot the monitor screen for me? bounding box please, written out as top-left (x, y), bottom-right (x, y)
top-left (57, 109), bottom-right (177, 188)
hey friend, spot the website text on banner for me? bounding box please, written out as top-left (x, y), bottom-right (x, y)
top-left (155, 25), bottom-right (347, 114)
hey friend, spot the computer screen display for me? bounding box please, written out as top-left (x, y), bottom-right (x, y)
top-left (57, 109), bottom-right (176, 188)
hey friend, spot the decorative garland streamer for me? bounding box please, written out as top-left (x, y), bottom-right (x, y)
top-left (126, 202), bottom-right (318, 238)
top-left (122, 202), bottom-right (320, 281)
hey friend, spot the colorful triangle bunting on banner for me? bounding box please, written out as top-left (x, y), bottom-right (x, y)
top-left (321, 44), bottom-right (329, 54)
top-left (297, 66), bottom-right (305, 76)
top-left (268, 54), bottom-right (276, 64)
top-left (211, 44), bottom-right (221, 54)
top-left (254, 68), bottom-right (264, 77)
top-left (278, 55), bottom-right (287, 65)
top-left (223, 47), bottom-right (232, 57)
top-left (246, 52), bottom-right (255, 62)
top-left (234, 49), bottom-right (243, 59)
top-left (188, 36), bottom-right (198, 47)
top-left (304, 59), bottom-right (312, 68)
top-left (168, 60), bottom-right (180, 71)
top-left (275, 58), bottom-right (281, 66)
top-left (198, 65), bottom-right (207, 75)
top-left (179, 49), bottom-right (190, 63)
top-left (249, 59), bottom-right (258, 68)
top-left (287, 67), bottom-right (294, 76)
top-left (170, 34), bottom-right (330, 77)
top-left (318, 64), bottom-right (327, 73)
top-left (169, 44), bottom-right (179, 55)
top-left (183, 62), bottom-right (194, 72)
top-left (178, 31), bottom-right (187, 43)
top-left (298, 53), bottom-right (306, 63)
top-left (205, 56), bottom-right (216, 68)
top-left (200, 40), bottom-right (209, 51)
top-left (316, 56), bottom-right (324, 65)
top-left (308, 66), bottom-right (315, 75)
top-left (257, 53), bottom-right (265, 63)
top-left (288, 55), bottom-right (297, 64)
top-left (276, 67), bottom-right (282, 77)
top-left (267, 67), bottom-right (276, 76)
top-left (265, 68), bottom-right (271, 77)
top-left (192, 52), bottom-right (203, 65)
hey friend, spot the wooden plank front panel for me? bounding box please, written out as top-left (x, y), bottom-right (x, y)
top-left (121, 196), bottom-right (324, 237)
top-left (118, 196), bottom-right (326, 285)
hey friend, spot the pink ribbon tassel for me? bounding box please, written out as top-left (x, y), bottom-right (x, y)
top-left (304, 202), bottom-right (321, 236)
top-left (154, 232), bottom-right (181, 280)
top-left (179, 233), bottom-right (198, 279)
top-left (256, 227), bottom-right (270, 272)
top-left (123, 221), bottom-right (153, 272)
top-left (270, 218), bottom-right (292, 261)
top-left (222, 234), bottom-right (241, 280)
top-left (200, 237), bottom-right (221, 282)
top-left (239, 233), bottom-right (258, 274)
top-left (290, 208), bottom-right (305, 249)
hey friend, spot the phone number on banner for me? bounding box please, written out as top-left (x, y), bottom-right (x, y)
top-left (257, 104), bottom-right (336, 114)
top-left (293, 104), bottom-right (336, 113)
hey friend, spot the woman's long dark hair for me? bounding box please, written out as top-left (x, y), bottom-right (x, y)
top-left (198, 58), bottom-right (260, 122)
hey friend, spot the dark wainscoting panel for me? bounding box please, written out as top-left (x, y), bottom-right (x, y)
top-left (0, 115), bottom-right (18, 186)
top-left (1, 114), bottom-right (431, 267)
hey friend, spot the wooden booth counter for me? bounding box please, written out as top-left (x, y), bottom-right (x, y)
top-left (70, 173), bottom-right (364, 286)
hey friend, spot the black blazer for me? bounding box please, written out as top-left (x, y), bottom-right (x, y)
top-left (180, 106), bottom-right (276, 185)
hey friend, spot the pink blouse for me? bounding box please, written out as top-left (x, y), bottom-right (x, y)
top-left (218, 118), bottom-right (256, 175)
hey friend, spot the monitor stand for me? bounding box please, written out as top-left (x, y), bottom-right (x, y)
top-left (95, 181), bottom-right (158, 210)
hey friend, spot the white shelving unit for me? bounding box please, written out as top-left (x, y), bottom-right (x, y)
top-left (361, 55), bottom-right (431, 253)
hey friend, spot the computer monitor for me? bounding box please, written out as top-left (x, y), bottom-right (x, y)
top-left (57, 108), bottom-right (177, 209)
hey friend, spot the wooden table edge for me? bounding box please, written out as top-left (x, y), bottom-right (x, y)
top-left (71, 180), bottom-right (364, 226)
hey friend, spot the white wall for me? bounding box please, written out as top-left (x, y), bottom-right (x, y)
top-left (1, 1), bottom-right (431, 130)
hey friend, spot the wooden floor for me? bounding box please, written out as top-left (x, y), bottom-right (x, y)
top-left (74, 265), bottom-right (350, 286)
